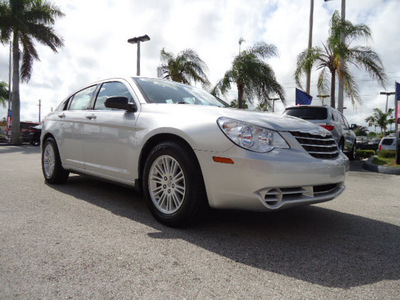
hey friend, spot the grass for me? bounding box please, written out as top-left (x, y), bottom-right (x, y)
top-left (372, 156), bottom-right (400, 168)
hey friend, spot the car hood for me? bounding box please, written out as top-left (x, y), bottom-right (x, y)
top-left (144, 104), bottom-right (323, 132)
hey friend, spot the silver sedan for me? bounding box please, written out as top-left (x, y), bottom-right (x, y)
top-left (41, 77), bottom-right (349, 226)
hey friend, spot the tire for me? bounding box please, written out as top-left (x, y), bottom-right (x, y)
top-left (347, 145), bottom-right (356, 161)
top-left (142, 141), bottom-right (207, 227)
top-left (42, 137), bottom-right (69, 184)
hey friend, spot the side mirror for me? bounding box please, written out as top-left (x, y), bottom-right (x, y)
top-left (104, 96), bottom-right (137, 112)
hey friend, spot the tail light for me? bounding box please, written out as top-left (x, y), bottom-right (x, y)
top-left (320, 124), bottom-right (335, 131)
top-left (379, 145), bottom-right (382, 150)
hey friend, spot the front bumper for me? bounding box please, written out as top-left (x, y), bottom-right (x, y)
top-left (195, 145), bottom-right (348, 211)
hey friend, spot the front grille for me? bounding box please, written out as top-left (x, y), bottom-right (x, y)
top-left (290, 131), bottom-right (339, 159)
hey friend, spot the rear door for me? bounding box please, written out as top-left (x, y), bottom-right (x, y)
top-left (58, 85), bottom-right (98, 171)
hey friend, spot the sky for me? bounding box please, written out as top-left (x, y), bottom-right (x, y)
top-left (0, 0), bottom-right (399, 131)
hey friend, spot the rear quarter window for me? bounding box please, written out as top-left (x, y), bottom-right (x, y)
top-left (382, 138), bottom-right (395, 145)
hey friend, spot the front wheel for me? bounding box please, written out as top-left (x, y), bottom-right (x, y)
top-left (42, 137), bottom-right (69, 184)
top-left (142, 142), bottom-right (207, 227)
top-left (347, 145), bottom-right (356, 161)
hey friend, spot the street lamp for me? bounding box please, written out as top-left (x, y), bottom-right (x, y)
top-left (317, 94), bottom-right (329, 105)
top-left (380, 91), bottom-right (395, 113)
top-left (270, 98), bottom-right (280, 112)
top-left (306, 0), bottom-right (314, 95)
top-left (127, 34), bottom-right (150, 76)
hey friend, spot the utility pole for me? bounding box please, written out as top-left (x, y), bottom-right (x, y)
top-left (38, 99), bottom-right (41, 123)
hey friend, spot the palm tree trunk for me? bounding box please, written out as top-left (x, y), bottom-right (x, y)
top-left (11, 30), bottom-right (21, 145)
top-left (330, 69), bottom-right (336, 108)
top-left (237, 82), bottom-right (244, 109)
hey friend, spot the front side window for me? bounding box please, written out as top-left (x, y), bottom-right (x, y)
top-left (94, 81), bottom-right (134, 110)
top-left (69, 85), bottom-right (97, 111)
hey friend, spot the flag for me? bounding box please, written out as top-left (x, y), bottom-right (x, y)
top-left (396, 82), bottom-right (400, 124)
top-left (295, 88), bottom-right (312, 105)
top-left (7, 109), bottom-right (12, 136)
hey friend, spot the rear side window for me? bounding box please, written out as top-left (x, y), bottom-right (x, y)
top-left (284, 107), bottom-right (328, 120)
top-left (69, 85), bottom-right (97, 110)
top-left (382, 138), bottom-right (395, 145)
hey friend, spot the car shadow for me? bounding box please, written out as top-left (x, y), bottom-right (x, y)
top-left (48, 174), bottom-right (400, 289)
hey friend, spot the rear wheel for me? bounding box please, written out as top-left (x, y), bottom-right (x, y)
top-left (42, 137), bottom-right (69, 184)
top-left (142, 141), bottom-right (207, 227)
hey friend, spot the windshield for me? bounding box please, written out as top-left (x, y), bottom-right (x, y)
top-left (284, 107), bottom-right (328, 120)
top-left (133, 78), bottom-right (227, 107)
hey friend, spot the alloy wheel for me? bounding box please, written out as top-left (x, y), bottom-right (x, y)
top-left (43, 143), bottom-right (56, 178)
top-left (148, 155), bottom-right (186, 214)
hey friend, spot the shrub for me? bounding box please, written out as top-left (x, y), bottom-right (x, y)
top-left (378, 150), bottom-right (396, 158)
top-left (356, 149), bottom-right (375, 159)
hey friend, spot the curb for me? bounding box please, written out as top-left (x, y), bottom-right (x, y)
top-left (363, 156), bottom-right (400, 175)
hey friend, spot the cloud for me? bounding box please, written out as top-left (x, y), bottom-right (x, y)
top-left (0, 0), bottom-right (398, 132)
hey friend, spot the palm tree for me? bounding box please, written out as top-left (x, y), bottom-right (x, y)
top-left (213, 41), bottom-right (285, 110)
top-left (0, 81), bottom-right (9, 108)
top-left (365, 108), bottom-right (394, 137)
top-left (157, 48), bottom-right (210, 87)
top-left (294, 11), bottom-right (386, 108)
top-left (230, 99), bottom-right (248, 109)
top-left (0, 0), bottom-right (64, 144)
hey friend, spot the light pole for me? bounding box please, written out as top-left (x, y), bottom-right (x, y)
top-left (127, 34), bottom-right (150, 76)
top-left (306, 0), bottom-right (314, 95)
top-left (317, 94), bottom-right (329, 105)
top-left (380, 91), bottom-right (395, 113)
top-left (270, 98), bottom-right (280, 112)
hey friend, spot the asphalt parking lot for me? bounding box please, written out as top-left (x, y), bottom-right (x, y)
top-left (1, 145), bottom-right (399, 299)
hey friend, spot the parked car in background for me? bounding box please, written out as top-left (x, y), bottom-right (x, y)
top-left (283, 105), bottom-right (357, 160)
top-left (41, 77), bottom-right (348, 227)
top-left (378, 137), bottom-right (396, 152)
top-left (29, 124), bottom-right (42, 146)
top-left (20, 122), bottom-right (40, 143)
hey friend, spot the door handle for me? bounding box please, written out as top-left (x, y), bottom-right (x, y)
top-left (86, 114), bottom-right (97, 120)
top-left (58, 113), bottom-right (66, 118)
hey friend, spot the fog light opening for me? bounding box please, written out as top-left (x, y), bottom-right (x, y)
top-left (264, 188), bottom-right (283, 207)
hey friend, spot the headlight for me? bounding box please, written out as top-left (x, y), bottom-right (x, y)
top-left (217, 117), bottom-right (289, 153)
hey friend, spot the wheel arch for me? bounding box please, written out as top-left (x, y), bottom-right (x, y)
top-left (42, 132), bottom-right (56, 147)
top-left (137, 133), bottom-right (205, 194)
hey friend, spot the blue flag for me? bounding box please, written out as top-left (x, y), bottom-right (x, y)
top-left (395, 82), bottom-right (400, 123)
top-left (295, 88), bottom-right (312, 105)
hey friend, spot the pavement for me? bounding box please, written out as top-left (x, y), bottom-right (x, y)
top-left (1, 145), bottom-right (400, 299)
